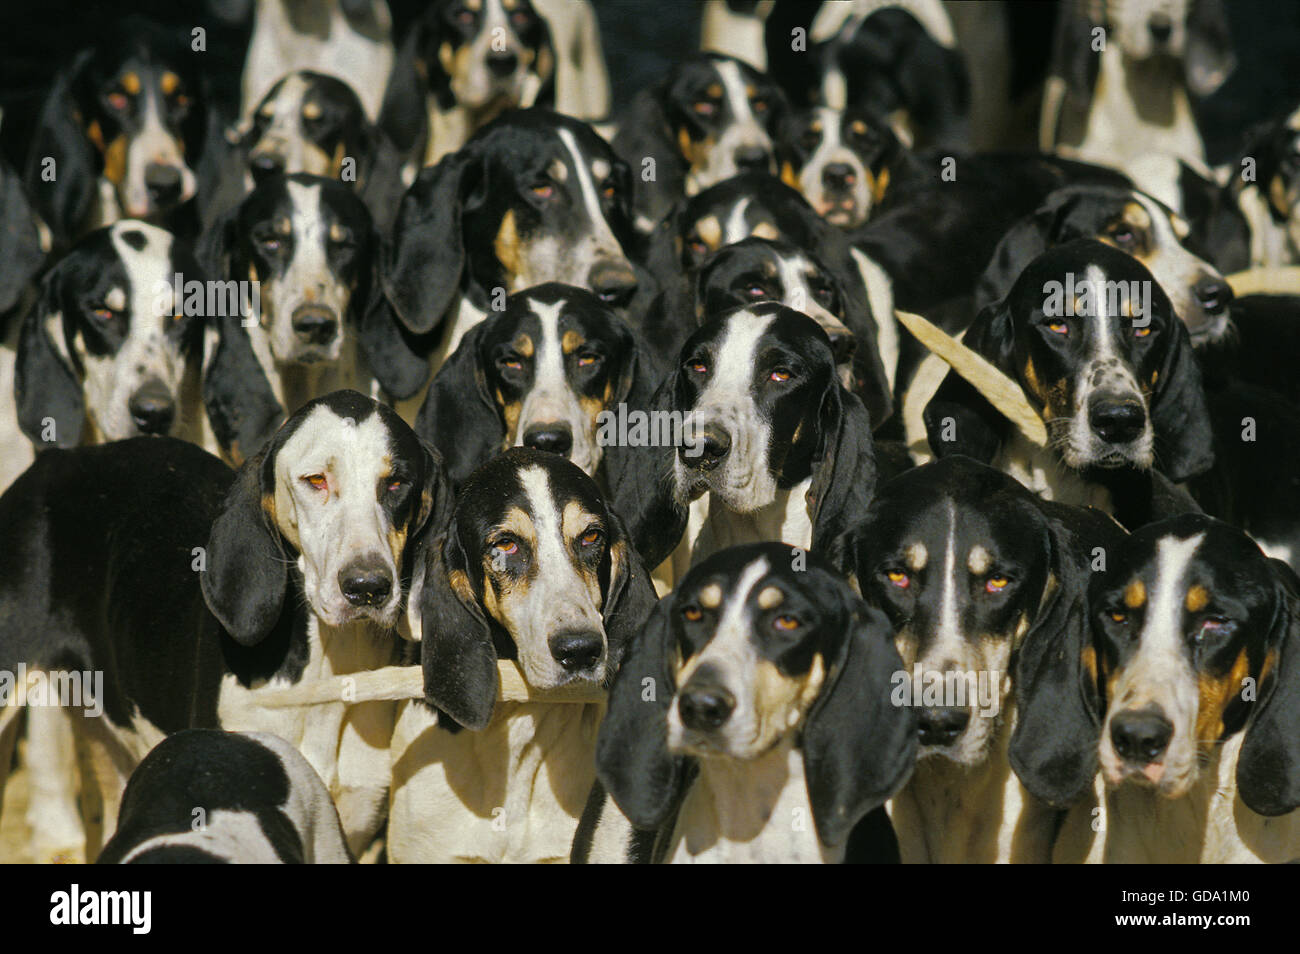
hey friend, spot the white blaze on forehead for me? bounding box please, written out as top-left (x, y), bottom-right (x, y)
top-left (703, 556), bottom-right (771, 666)
top-left (286, 179), bottom-right (327, 267)
top-left (716, 59), bottom-right (756, 128)
top-left (723, 198), bottom-right (753, 244)
top-left (1142, 533), bottom-right (1206, 656)
top-left (518, 464), bottom-right (568, 568)
top-left (523, 297), bottom-right (568, 409)
top-left (110, 223), bottom-right (174, 322)
top-left (1085, 263), bottom-right (1115, 359)
top-left (936, 502), bottom-right (962, 656)
top-left (266, 73), bottom-right (310, 128)
top-left (702, 311), bottom-right (773, 403)
top-left (557, 126), bottom-right (608, 231)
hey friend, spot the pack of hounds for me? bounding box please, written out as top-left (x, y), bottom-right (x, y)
top-left (1, 0), bottom-right (1299, 865)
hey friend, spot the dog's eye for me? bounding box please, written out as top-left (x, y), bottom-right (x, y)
top-left (682, 605), bottom-right (703, 622)
top-left (492, 538), bottom-right (518, 556)
top-left (1133, 325), bottom-right (1152, 338)
top-left (1045, 320), bottom-right (1069, 335)
top-left (745, 283), bottom-right (768, 298)
top-left (580, 528), bottom-right (603, 547)
top-left (751, 98), bottom-right (769, 115)
top-left (577, 352), bottom-right (601, 367)
top-left (91, 306), bottom-right (117, 322)
top-left (687, 238), bottom-right (709, 257)
top-left (687, 359), bottom-right (708, 374)
top-left (511, 11), bottom-right (530, 27)
top-left (456, 9), bottom-right (474, 25)
top-left (107, 91), bottom-right (130, 111)
top-left (260, 237), bottom-right (283, 253)
top-left (386, 478), bottom-right (404, 493)
top-left (812, 285), bottom-right (834, 305)
top-left (985, 575), bottom-right (1010, 593)
top-left (1109, 226), bottom-right (1137, 248)
top-left (499, 355), bottom-right (523, 371)
top-left (769, 367), bottom-right (792, 382)
top-left (1199, 616), bottom-right (1230, 636)
top-left (692, 100), bottom-right (716, 117)
top-left (773, 614), bottom-right (799, 631)
top-left (303, 474), bottom-right (327, 491)
top-left (531, 182), bottom-right (554, 199)
top-left (886, 569), bottom-right (909, 588)
top-left (1109, 611), bottom-right (1128, 624)
top-left (601, 182), bottom-right (616, 200)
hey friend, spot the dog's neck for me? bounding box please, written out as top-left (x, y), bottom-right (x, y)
top-left (666, 735), bottom-right (839, 863)
top-left (689, 477), bottom-right (814, 565)
top-left (245, 322), bottom-right (371, 414)
top-left (1075, 46), bottom-right (1202, 168)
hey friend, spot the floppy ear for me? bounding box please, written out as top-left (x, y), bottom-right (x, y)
top-left (420, 525), bottom-right (499, 731)
top-left (1237, 560), bottom-right (1300, 816)
top-left (15, 267), bottom-right (83, 449)
top-left (599, 510), bottom-right (660, 671)
top-left (975, 191), bottom-right (1081, 313)
top-left (201, 317), bottom-right (284, 464)
top-left (200, 451), bottom-right (289, 646)
top-left (196, 204), bottom-right (239, 281)
top-left (1150, 320), bottom-right (1215, 482)
top-left (803, 598), bottom-right (916, 847)
top-left (595, 595), bottom-right (685, 831)
top-left (0, 163), bottom-right (46, 316)
top-left (922, 300), bottom-right (1016, 464)
top-left (823, 241), bottom-right (893, 426)
top-left (381, 148), bottom-right (485, 335)
top-left (375, 17), bottom-right (432, 159)
top-left (808, 386), bottom-right (877, 552)
top-left (25, 49), bottom-right (98, 249)
top-left (414, 321), bottom-right (503, 489)
top-left (1049, 3), bottom-right (1100, 101)
top-left (1008, 506), bottom-right (1113, 808)
top-left (357, 233), bottom-right (432, 401)
top-left (1185, 0), bottom-right (1236, 97)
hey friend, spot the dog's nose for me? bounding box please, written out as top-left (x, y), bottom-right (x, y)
top-left (917, 706), bottom-right (970, 747)
top-left (249, 152), bottom-right (285, 183)
top-left (1089, 399), bottom-right (1146, 444)
top-left (683, 424), bottom-right (731, 470)
top-left (679, 685), bottom-right (735, 731)
top-left (522, 423), bottom-right (573, 457)
top-left (1111, 708), bottom-right (1173, 765)
top-left (588, 261), bottom-right (637, 306)
top-left (128, 379), bottom-right (176, 435)
top-left (144, 163), bottom-right (183, 206)
top-left (1194, 275), bottom-right (1233, 316)
top-left (734, 145), bottom-right (772, 172)
top-left (822, 162), bottom-right (856, 191)
top-left (1148, 14), bottom-right (1173, 45)
top-left (487, 50), bottom-right (519, 78)
top-left (826, 327), bottom-right (856, 363)
top-left (549, 630), bottom-right (603, 672)
top-left (339, 561), bottom-right (393, 607)
top-left (292, 305), bottom-right (338, 344)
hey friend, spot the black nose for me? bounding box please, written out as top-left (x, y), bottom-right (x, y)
top-left (549, 631), bottom-right (603, 673)
top-left (144, 163), bottom-right (183, 205)
top-left (917, 706), bottom-right (970, 747)
top-left (588, 260), bottom-right (637, 306)
top-left (683, 424), bottom-right (730, 470)
top-left (734, 145), bottom-right (772, 172)
top-left (822, 162), bottom-right (856, 191)
top-left (249, 152), bottom-right (285, 183)
top-left (679, 685), bottom-right (735, 731)
top-left (292, 305), bottom-right (338, 345)
top-left (487, 51), bottom-right (518, 77)
top-left (339, 560), bottom-right (393, 607)
top-left (1111, 708), bottom-right (1173, 765)
top-left (1149, 15), bottom-right (1172, 44)
top-left (128, 379), bottom-right (175, 435)
top-left (522, 424), bottom-right (573, 457)
top-left (1089, 399), bottom-right (1146, 444)
top-left (1194, 276), bottom-right (1233, 316)
top-left (826, 327), bottom-right (856, 363)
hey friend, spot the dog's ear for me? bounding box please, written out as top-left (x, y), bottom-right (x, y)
top-left (1049, 2), bottom-right (1101, 101)
top-left (595, 594), bottom-right (684, 831)
top-left (196, 203), bottom-right (240, 281)
top-left (414, 321), bottom-right (503, 489)
top-left (381, 147), bottom-right (486, 335)
top-left (824, 242), bottom-right (893, 426)
top-left (420, 524), bottom-right (499, 731)
top-left (803, 595), bottom-right (916, 848)
top-left (976, 190), bottom-right (1082, 313)
top-left (604, 373), bottom-right (689, 571)
top-left (25, 49), bottom-right (98, 249)
top-left (201, 315), bottom-right (284, 465)
top-left (599, 509), bottom-right (660, 671)
top-left (1009, 502), bottom-right (1116, 807)
top-left (15, 265), bottom-right (83, 449)
top-left (357, 231), bottom-right (431, 401)
top-left (922, 299), bottom-right (1016, 464)
top-left (0, 162), bottom-right (46, 316)
top-left (808, 385), bottom-right (877, 552)
top-left (1150, 317), bottom-right (1215, 482)
top-left (201, 450), bottom-right (289, 646)
top-left (1185, 0), bottom-right (1236, 97)
top-left (611, 85), bottom-right (682, 224)
top-left (1237, 559), bottom-right (1300, 816)
top-left (376, 16), bottom-right (432, 159)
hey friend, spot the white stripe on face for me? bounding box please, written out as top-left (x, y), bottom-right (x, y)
top-left (934, 501), bottom-right (962, 663)
top-left (516, 297), bottom-right (600, 473)
top-left (553, 126), bottom-right (625, 277)
top-left (717, 59), bottom-right (756, 131)
top-left (122, 82), bottom-right (194, 218)
top-left (264, 180), bottom-right (348, 363)
top-left (799, 108), bottom-right (870, 226)
top-left (723, 198), bottom-right (753, 244)
top-left (775, 252), bottom-right (844, 334)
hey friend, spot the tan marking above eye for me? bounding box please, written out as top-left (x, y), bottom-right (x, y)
top-left (904, 542), bottom-right (927, 571)
top-left (547, 158), bottom-right (568, 183)
top-left (561, 328), bottom-right (584, 354)
top-left (850, 119), bottom-right (868, 135)
top-left (967, 546), bottom-right (991, 575)
top-left (695, 215), bottom-right (722, 247)
top-left (1186, 584), bottom-right (1210, 613)
top-left (757, 586), bottom-right (784, 610)
top-left (698, 583), bottom-right (723, 609)
top-left (328, 222), bottom-right (346, 242)
top-left (160, 72), bottom-right (180, 96)
top-left (592, 159), bottom-right (611, 180)
top-left (752, 221), bottom-right (779, 240)
top-left (119, 71), bottom-right (141, 95)
top-left (706, 83), bottom-right (722, 98)
top-left (276, 218), bottom-right (292, 237)
top-left (1123, 579), bottom-right (1146, 608)
top-left (1123, 202), bottom-right (1152, 230)
top-left (302, 100), bottom-right (322, 120)
top-left (513, 332), bottom-right (534, 359)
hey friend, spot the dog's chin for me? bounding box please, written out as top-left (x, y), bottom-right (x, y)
top-left (1066, 439), bottom-right (1153, 473)
top-left (316, 597), bottom-right (401, 629)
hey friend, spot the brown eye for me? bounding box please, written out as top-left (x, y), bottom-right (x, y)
top-left (601, 183), bottom-right (615, 199)
top-left (752, 99), bottom-right (769, 114)
top-left (985, 575), bottom-right (1009, 593)
top-left (531, 183), bottom-right (554, 199)
top-left (493, 538), bottom-right (518, 555)
top-left (773, 614), bottom-right (799, 630)
top-left (1133, 326), bottom-right (1152, 338)
top-left (692, 100), bottom-right (715, 116)
top-left (91, 307), bottom-right (116, 322)
top-left (688, 360), bottom-right (707, 374)
top-left (303, 474), bottom-right (327, 491)
top-left (1046, 320), bottom-right (1068, 335)
top-left (387, 479), bottom-right (404, 493)
top-left (580, 528), bottom-right (602, 547)
top-left (1110, 611), bottom-right (1127, 624)
top-left (886, 569), bottom-right (909, 588)
top-left (769, 368), bottom-right (791, 383)
top-left (107, 92), bottom-right (129, 111)
top-left (500, 356), bottom-right (523, 371)
top-left (683, 606), bottom-right (702, 622)
top-left (577, 354), bottom-right (598, 367)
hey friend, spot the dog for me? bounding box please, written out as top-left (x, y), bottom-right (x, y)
top-left (1043, 0), bottom-right (1236, 181)
top-left (835, 456), bottom-right (1125, 862)
top-left (614, 53), bottom-right (788, 229)
top-left (97, 730), bottom-right (352, 864)
top-left (14, 219), bottom-right (282, 463)
top-left (381, 109), bottom-right (642, 377)
top-left (378, 0), bottom-right (555, 170)
top-left (610, 304), bottom-right (878, 574)
top-left (0, 390), bottom-right (450, 861)
top-left (1229, 103), bottom-right (1300, 267)
top-left (25, 19), bottom-right (206, 249)
top-left (415, 283), bottom-right (658, 489)
top-left (385, 448), bottom-right (657, 862)
top-left (924, 240), bottom-right (1213, 528)
top-left (1047, 514), bottom-right (1300, 862)
top-left (200, 172), bottom-right (428, 414)
top-left (584, 541), bottom-right (915, 863)
top-left (779, 105), bottom-right (904, 229)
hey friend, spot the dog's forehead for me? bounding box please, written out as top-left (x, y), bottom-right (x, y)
top-left (106, 222), bottom-right (175, 315)
top-left (274, 398), bottom-right (391, 474)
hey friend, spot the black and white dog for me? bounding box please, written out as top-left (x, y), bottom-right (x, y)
top-left (1229, 103), bottom-right (1300, 268)
top-left (779, 105), bottom-right (904, 229)
top-left (97, 730), bottom-right (352, 864)
top-left (387, 448), bottom-right (657, 862)
top-left (585, 542), bottom-right (915, 863)
top-left (0, 391), bottom-right (450, 861)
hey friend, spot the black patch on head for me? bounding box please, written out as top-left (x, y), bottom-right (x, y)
top-left (120, 229), bottom-right (148, 251)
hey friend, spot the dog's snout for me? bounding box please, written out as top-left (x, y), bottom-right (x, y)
top-left (917, 706), bottom-right (970, 747)
top-left (292, 305), bottom-right (339, 345)
top-left (128, 379), bottom-right (175, 435)
top-left (684, 424), bottom-right (731, 470)
top-left (522, 423), bottom-right (574, 457)
top-left (822, 162), bottom-right (856, 191)
top-left (1089, 398), bottom-right (1146, 444)
top-left (1194, 275), bottom-right (1233, 316)
top-left (588, 260), bottom-right (637, 306)
top-left (487, 50), bottom-right (519, 78)
top-left (1111, 707), bottom-right (1174, 765)
top-left (339, 559), bottom-right (393, 608)
top-left (144, 163), bottom-right (183, 204)
top-left (679, 683), bottom-right (736, 731)
top-left (734, 145), bottom-right (772, 172)
top-left (826, 327), bottom-right (856, 362)
top-left (548, 630), bottom-right (603, 673)
top-left (1148, 14), bottom-right (1173, 45)
top-left (250, 152), bottom-right (286, 182)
